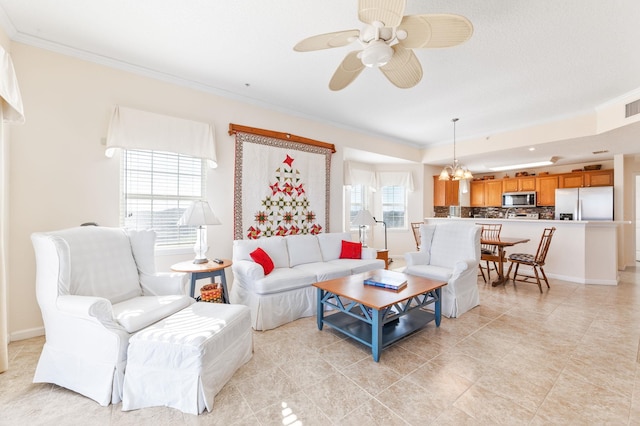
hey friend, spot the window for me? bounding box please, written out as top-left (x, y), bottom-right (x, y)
top-left (349, 184), bottom-right (366, 229)
top-left (121, 149), bottom-right (205, 246)
top-left (381, 185), bottom-right (406, 228)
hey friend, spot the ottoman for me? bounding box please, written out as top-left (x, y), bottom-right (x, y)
top-left (121, 302), bottom-right (253, 414)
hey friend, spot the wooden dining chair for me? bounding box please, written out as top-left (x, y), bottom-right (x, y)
top-left (506, 227), bottom-right (556, 293)
top-left (477, 223), bottom-right (503, 283)
top-left (411, 222), bottom-right (422, 251)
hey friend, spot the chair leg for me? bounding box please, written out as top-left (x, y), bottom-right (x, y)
top-left (486, 261), bottom-right (491, 281)
top-left (478, 264), bottom-right (487, 283)
top-left (540, 266), bottom-right (550, 289)
top-left (532, 266), bottom-right (543, 293)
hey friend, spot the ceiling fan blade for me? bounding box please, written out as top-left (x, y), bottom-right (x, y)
top-left (329, 51), bottom-right (366, 91)
top-left (293, 29), bottom-right (360, 52)
top-left (358, 0), bottom-right (406, 27)
top-left (398, 14), bottom-right (473, 49)
top-left (380, 45), bottom-right (422, 89)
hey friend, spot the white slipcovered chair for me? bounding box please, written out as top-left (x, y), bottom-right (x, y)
top-left (404, 222), bottom-right (481, 318)
top-left (31, 226), bottom-right (192, 406)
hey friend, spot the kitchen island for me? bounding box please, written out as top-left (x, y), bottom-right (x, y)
top-left (425, 217), bottom-right (625, 285)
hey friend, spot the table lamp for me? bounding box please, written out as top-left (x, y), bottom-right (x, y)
top-left (177, 200), bottom-right (221, 264)
top-left (351, 209), bottom-right (376, 247)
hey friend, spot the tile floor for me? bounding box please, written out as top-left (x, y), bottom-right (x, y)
top-left (3, 263), bottom-right (640, 425)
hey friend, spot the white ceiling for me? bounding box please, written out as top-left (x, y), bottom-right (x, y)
top-left (1, 0), bottom-right (640, 171)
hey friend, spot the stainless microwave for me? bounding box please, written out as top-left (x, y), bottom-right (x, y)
top-left (502, 191), bottom-right (536, 208)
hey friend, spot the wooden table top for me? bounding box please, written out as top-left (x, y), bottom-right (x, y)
top-left (481, 237), bottom-right (530, 247)
top-left (313, 270), bottom-right (446, 310)
top-left (170, 258), bottom-right (232, 273)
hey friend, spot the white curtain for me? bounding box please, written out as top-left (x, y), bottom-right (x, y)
top-left (0, 44), bottom-right (25, 373)
top-left (106, 105), bottom-right (217, 168)
top-left (344, 161), bottom-right (377, 191)
top-left (376, 171), bottom-right (414, 192)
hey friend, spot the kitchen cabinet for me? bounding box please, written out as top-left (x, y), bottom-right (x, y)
top-left (503, 176), bottom-right (536, 192)
top-left (536, 175), bottom-right (558, 206)
top-left (470, 180), bottom-right (502, 207)
top-left (485, 180), bottom-right (503, 206)
top-left (584, 169), bottom-right (613, 187)
top-left (433, 176), bottom-right (459, 206)
top-left (558, 169), bottom-right (613, 188)
top-left (470, 180), bottom-right (485, 207)
top-left (558, 172), bottom-right (584, 188)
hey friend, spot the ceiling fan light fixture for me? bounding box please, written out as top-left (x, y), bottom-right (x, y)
top-left (360, 40), bottom-right (393, 67)
top-left (439, 118), bottom-right (473, 181)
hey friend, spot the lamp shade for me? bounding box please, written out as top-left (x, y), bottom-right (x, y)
top-left (177, 200), bottom-right (221, 226)
top-left (352, 210), bottom-right (376, 227)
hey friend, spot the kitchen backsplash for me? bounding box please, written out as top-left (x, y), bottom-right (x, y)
top-left (433, 206), bottom-right (555, 220)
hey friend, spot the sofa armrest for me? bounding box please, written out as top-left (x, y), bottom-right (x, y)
top-left (361, 247), bottom-right (377, 260)
top-left (140, 272), bottom-right (189, 296)
top-left (232, 259), bottom-right (265, 283)
top-left (450, 259), bottom-right (477, 280)
top-left (404, 251), bottom-right (430, 266)
top-left (56, 295), bottom-right (116, 325)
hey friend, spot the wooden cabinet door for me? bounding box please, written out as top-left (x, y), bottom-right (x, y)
top-left (502, 178), bottom-right (518, 192)
top-left (584, 169), bottom-right (613, 187)
top-left (433, 176), bottom-right (460, 206)
top-left (519, 176), bottom-right (536, 191)
top-left (485, 180), bottom-right (503, 206)
top-left (559, 173), bottom-right (584, 188)
top-left (470, 180), bottom-right (485, 206)
top-left (536, 175), bottom-right (558, 206)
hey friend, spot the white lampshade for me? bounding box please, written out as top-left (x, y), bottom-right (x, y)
top-left (178, 200), bottom-right (221, 226)
top-left (177, 200), bottom-right (220, 264)
top-left (352, 209), bottom-right (376, 227)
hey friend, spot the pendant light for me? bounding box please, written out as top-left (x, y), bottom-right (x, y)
top-left (438, 118), bottom-right (473, 181)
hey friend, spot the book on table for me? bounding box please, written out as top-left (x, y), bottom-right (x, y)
top-left (363, 270), bottom-right (408, 291)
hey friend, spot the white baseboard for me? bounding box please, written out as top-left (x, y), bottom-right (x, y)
top-left (10, 327), bottom-right (45, 343)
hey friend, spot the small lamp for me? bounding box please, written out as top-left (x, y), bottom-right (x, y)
top-left (352, 209), bottom-right (376, 247)
top-left (177, 200), bottom-right (221, 264)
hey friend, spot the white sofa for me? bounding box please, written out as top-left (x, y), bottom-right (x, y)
top-left (230, 232), bottom-right (385, 330)
top-left (404, 222), bottom-right (481, 318)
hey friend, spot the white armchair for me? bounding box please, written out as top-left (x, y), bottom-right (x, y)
top-left (404, 222), bottom-right (481, 318)
top-left (31, 226), bottom-right (192, 406)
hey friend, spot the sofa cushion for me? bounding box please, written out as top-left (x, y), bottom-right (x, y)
top-left (250, 248), bottom-right (274, 275)
top-left (249, 268), bottom-right (317, 295)
top-left (112, 295), bottom-right (193, 333)
top-left (339, 240), bottom-right (362, 259)
top-left (293, 262), bottom-right (351, 282)
top-left (327, 258), bottom-right (385, 274)
top-left (317, 232), bottom-right (351, 261)
top-left (233, 236), bottom-right (289, 268)
top-left (286, 234), bottom-right (323, 267)
top-left (404, 264), bottom-right (453, 282)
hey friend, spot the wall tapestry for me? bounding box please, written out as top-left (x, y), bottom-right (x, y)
top-left (230, 125), bottom-right (334, 240)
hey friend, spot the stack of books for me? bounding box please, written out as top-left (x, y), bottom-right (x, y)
top-left (363, 270), bottom-right (408, 291)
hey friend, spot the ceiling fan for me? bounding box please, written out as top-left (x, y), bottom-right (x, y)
top-left (293, 0), bottom-right (473, 91)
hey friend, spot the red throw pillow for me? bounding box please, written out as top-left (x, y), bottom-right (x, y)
top-left (250, 247), bottom-right (274, 275)
top-left (340, 240), bottom-right (362, 259)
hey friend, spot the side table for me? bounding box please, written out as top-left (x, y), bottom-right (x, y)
top-left (376, 249), bottom-right (389, 269)
top-left (171, 259), bottom-right (232, 302)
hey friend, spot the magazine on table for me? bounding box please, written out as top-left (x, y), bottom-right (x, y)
top-left (363, 270), bottom-right (407, 291)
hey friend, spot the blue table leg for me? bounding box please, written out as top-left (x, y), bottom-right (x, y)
top-left (189, 275), bottom-right (198, 298)
top-left (219, 271), bottom-right (229, 303)
top-left (316, 288), bottom-right (324, 330)
top-left (372, 308), bottom-right (383, 362)
top-left (435, 287), bottom-right (441, 327)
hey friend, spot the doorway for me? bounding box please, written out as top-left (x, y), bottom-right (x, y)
top-left (636, 175), bottom-right (640, 261)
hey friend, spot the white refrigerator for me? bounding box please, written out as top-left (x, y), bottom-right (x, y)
top-left (554, 186), bottom-right (613, 221)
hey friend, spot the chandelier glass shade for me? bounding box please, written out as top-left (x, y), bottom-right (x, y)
top-left (439, 118), bottom-right (473, 181)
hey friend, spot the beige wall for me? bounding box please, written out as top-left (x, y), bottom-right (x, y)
top-left (7, 43), bottom-right (424, 339)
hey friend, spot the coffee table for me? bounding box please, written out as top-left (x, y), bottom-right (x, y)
top-left (313, 270), bottom-right (446, 362)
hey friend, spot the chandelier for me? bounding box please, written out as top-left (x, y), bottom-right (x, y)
top-left (438, 118), bottom-right (473, 181)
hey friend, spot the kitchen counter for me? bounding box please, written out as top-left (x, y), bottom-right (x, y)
top-left (425, 217), bottom-right (627, 285)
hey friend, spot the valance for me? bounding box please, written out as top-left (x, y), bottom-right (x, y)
top-left (0, 45), bottom-right (24, 124)
top-left (376, 171), bottom-right (414, 192)
top-left (106, 106), bottom-right (217, 168)
top-left (344, 161), bottom-right (377, 191)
